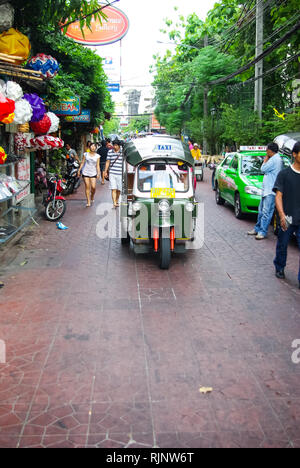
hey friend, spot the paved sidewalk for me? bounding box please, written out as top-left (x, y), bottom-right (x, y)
top-left (0, 171), bottom-right (299, 448)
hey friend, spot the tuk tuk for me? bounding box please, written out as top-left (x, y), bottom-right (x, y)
top-left (120, 135), bottom-right (198, 269)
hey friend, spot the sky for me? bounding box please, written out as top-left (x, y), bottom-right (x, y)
top-left (95, 0), bottom-right (217, 96)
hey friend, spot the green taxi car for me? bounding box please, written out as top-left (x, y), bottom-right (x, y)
top-left (215, 148), bottom-right (290, 219)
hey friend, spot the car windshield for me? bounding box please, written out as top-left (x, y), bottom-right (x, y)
top-left (138, 162), bottom-right (190, 192)
top-left (241, 155), bottom-right (264, 175)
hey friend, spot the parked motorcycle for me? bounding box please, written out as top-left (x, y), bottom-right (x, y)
top-left (63, 156), bottom-right (81, 195)
top-left (43, 175), bottom-right (67, 221)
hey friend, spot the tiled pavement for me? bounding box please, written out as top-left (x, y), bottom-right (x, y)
top-left (0, 169), bottom-right (299, 448)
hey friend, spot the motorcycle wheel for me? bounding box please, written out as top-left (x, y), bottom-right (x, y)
top-left (63, 182), bottom-right (74, 196)
top-left (45, 200), bottom-right (66, 222)
top-left (74, 178), bottom-right (81, 191)
top-left (159, 236), bottom-right (171, 270)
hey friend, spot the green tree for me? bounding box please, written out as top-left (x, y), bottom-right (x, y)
top-left (11, 0), bottom-right (108, 31)
top-left (152, 0), bottom-right (300, 150)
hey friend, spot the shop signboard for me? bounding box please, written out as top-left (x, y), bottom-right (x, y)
top-left (15, 186), bottom-right (30, 203)
top-left (65, 110), bottom-right (91, 123)
top-left (50, 96), bottom-right (81, 116)
top-left (15, 156), bottom-right (30, 203)
top-left (64, 6), bottom-right (129, 46)
top-left (16, 156), bottom-right (30, 181)
top-left (107, 83), bottom-right (120, 93)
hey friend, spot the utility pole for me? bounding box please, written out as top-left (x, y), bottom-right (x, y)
top-left (203, 35), bottom-right (208, 155)
top-left (254, 0), bottom-right (264, 119)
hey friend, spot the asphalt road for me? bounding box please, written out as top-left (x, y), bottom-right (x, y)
top-left (0, 168), bottom-right (299, 448)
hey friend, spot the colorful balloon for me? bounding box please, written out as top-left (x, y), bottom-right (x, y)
top-left (27, 53), bottom-right (59, 80)
top-left (13, 99), bottom-right (33, 124)
top-left (0, 146), bottom-right (7, 164)
top-left (23, 93), bottom-right (46, 122)
top-left (47, 112), bottom-right (60, 133)
top-left (30, 113), bottom-right (51, 135)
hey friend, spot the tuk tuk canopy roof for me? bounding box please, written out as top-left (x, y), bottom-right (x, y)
top-left (124, 136), bottom-right (194, 167)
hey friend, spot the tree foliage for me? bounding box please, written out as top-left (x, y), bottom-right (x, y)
top-left (10, 0), bottom-right (108, 32)
top-left (152, 0), bottom-right (300, 151)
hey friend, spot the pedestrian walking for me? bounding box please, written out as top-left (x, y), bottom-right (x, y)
top-left (86, 140), bottom-right (92, 152)
top-left (106, 138), bottom-right (113, 150)
top-left (273, 141), bottom-right (300, 287)
top-left (248, 142), bottom-right (283, 240)
top-left (97, 140), bottom-right (109, 185)
top-left (77, 142), bottom-right (100, 207)
top-left (104, 139), bottom-right (123, 208)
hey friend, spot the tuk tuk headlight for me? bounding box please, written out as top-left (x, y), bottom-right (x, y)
top-left (132, 201), bottom-right (142, 213)
top-left (244, 186), bottom-right (262, 196)
top-left (185, 202), bottom-right (194, 212)
top-left (158, 199), bottom-right (170, 213)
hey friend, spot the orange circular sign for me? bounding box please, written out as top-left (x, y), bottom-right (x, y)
top-left (65, 6), bottom-right (129, 46)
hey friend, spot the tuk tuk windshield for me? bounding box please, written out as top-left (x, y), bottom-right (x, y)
top-left (138, 162), bottom-right (190, 192)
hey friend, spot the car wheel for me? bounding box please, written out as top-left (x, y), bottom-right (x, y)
top-left (215, 184), bottom-right (225, 205)
top-left (234, 193), bottom-right (243, 219)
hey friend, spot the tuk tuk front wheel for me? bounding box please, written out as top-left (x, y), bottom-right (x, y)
top-left (159, 236), bottom-right (171, 270)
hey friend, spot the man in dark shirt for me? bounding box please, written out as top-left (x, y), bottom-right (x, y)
top-left (273, 142), bottom-right (300, 288)
top-left (97, 140), bottom-right (109, 185)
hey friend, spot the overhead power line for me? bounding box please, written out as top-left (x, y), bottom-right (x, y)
top-left (207, 20), bottom-right (300, 86)
top-left (180, 20), bottom-right (300, 107)
top-left (227, 52), bottom-right (300, 89)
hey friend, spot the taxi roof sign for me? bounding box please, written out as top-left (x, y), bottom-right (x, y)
top-left (240, 146), bottom-right (267, 151)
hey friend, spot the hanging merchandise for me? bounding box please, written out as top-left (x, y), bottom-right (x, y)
top-left (0, 146), bottom-right (8, 164)
top-left (0, 28), bottom-right (31, 64)
top-left (13, 99), bottom-right (33, 124)
top-left (15, 133), bottom-right (31, 151)
top-left (1, 111), bottom-right (14, 124)
top-left (30, 113), bottom-right (51, 135)
top-left (47, 112), bottom-right (60, 134)
top-left (18, 122), bottom-right (30, 133)
top-left (0, 91), bottom-right (15, 121)
top-left (3, 81), bottom-right (23, 101)
top-left (23, 93), bottom-right (46, 122)
top-left (31, 135), bottom-right (64, 150)
top-left (27, 54), bottom-right (59, 80)
top-left (0, 3), bottom-right (14, 34)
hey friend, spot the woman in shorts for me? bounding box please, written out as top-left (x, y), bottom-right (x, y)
top-left (78, 143), bottom-right (100, 207)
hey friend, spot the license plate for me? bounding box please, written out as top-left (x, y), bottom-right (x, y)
top-left (151, 188), bottom-right (176, 199)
